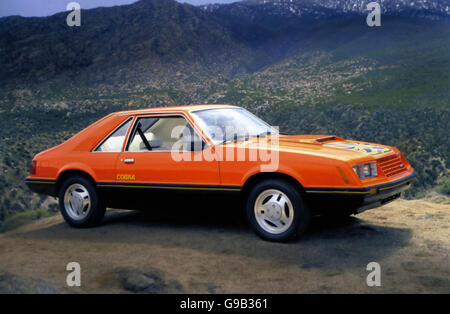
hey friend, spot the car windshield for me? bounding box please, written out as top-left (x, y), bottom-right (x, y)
top-left (191, 108), bottom-right (277, 144)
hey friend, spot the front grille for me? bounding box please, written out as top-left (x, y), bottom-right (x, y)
top-left (377, 154), bottom-right (407, 177)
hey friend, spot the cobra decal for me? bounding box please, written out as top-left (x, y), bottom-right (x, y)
top-left (116, 174), bottom-right (136, 180)
top-left (324, 142), bottom-right (392, 156)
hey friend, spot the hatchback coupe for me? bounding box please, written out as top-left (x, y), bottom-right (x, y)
top-left (26, 105), bottom-right (414, 241)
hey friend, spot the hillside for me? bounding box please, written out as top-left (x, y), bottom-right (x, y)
top-left (0, 0), bottom-right (255, 91)
top-left (0, 0), bottom-right (449, 224)
top-left (203, 0), bottom-right (450, 21)
top-left (204, 16), bottom-right (450, 198)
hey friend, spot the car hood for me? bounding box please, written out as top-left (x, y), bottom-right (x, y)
top-left (234, 134), bottom-right (396, 161)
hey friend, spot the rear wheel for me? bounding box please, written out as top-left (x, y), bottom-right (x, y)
top-left (246, 179), bottom-right (310, 242)
top-left (58, 176), bottom-right (105, 227)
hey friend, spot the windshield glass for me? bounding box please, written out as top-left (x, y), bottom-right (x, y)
top-left (191, 108), bottom-right (277, 144)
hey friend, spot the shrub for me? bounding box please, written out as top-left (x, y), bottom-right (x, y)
top-left (0, 209), bottom-right (54, 233)
top-left (439, 176), bottom-right (450, 196)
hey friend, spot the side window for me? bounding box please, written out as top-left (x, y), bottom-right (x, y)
top-left (127, 116), bottom-right (204, 152)
top-left (96, 119), bottom-right (132, 152)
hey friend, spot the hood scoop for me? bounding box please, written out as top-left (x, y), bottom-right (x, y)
top-left (279, 135), bottom-right (344, 145)
top-left (315, 136), bottom-right (341, 143)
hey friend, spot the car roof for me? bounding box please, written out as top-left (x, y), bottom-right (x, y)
top-left (114, 104), bottom-right (239, 116)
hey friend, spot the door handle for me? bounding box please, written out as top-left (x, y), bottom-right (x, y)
top-left (124, 158), bottom-right (135, 164)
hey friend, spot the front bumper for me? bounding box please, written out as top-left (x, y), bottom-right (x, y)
top-left (305, 171), bottom-right (414, 214)
top-left (355, 177), bottom-right (411, 213)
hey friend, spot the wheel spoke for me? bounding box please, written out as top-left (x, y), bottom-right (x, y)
top-left (271, 219), bottom-right (283, 228)
top-left (70, 199), bottom-right (76, 212)
top-left (72, 201), bottom-right (80, 215)
top-left (257, 205), bottom-right (266, 217)
top-left (82, 199), bottom-right (90, 212)
top-left (277, 196), bottom-right (286, 208)
top-left (280, 204), bottom-right (289, 221)
top-left (263, 194), bottom-right (275, 204)
top-left (78, 190), bottom-right (89, 200)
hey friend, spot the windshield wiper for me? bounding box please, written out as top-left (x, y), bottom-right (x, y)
top-left (216, 128), bottom-right (277, 146)
top-left (218, 132), bottom-right (271, 145)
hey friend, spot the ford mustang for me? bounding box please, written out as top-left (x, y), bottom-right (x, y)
top-left (26, 105), bottom-right (414, 241)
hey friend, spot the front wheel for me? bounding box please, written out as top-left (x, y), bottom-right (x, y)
top-left (58, 176), bottom-right (106, 227)
top-left (246, 179), bottom-right (310, 242)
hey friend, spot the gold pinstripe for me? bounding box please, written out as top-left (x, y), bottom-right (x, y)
top-left (305, 180), bottom-right (410, 194)
top-left (96, 184), bottom-right (241, 192)
top-left (305, 190), bottom-right (369, 194)
top-left (379, 181), bottom-right (409, 191)
top-left (25, 180), bottom-right (55, 184)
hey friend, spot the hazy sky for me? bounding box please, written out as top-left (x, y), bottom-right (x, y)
top-left (0, 0), bottom-right (240, 18)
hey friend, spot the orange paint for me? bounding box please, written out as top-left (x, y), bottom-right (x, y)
top-left (26, 104), bottom-right (414, 195)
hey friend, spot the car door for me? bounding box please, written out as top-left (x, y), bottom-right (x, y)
top-left (89, 117), bottom-right (133, 182)
top-left (115, 113), bottom-right (221, 189)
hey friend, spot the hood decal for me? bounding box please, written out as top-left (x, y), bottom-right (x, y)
top-left (324, 142), bottom-right (392, 156)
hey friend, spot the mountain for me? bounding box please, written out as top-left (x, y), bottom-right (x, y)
top-left (203, 0), bottom-right (450, 21)
top-left (0, 0), bottom-right (256, 90)
top-left (0, 0), bottom-right (448, 224)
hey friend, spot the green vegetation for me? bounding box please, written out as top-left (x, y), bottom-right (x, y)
top-left (438, 176), bottom-right (450, 196)
top-left (0, 0), bottom-right (448, 223)
top-left (0, 208), bottom-right (55, 233)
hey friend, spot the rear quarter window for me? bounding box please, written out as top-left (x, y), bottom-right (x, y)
top-left (95, 119), bottom-right (132, 152)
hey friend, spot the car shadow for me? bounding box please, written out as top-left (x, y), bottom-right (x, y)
top-left (11, 201), bottom-right (412, 270)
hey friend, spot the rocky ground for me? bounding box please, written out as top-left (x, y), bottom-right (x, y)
top-left (0, 198), bottom-right (449, 294)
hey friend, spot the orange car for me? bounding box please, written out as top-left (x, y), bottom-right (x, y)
top-left (26, 105), bottom-right (414, 241)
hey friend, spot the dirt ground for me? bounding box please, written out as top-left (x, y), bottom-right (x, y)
top-left (0, 198), bottom-right (449, 293)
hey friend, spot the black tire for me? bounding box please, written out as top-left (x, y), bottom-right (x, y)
top-left (246, 179), bottom-right (310, 242)
top-left (58, 176), bottom-right (105, 227)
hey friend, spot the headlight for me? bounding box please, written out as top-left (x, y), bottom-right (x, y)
top-left (353, 162), bottom-right (378, 179)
